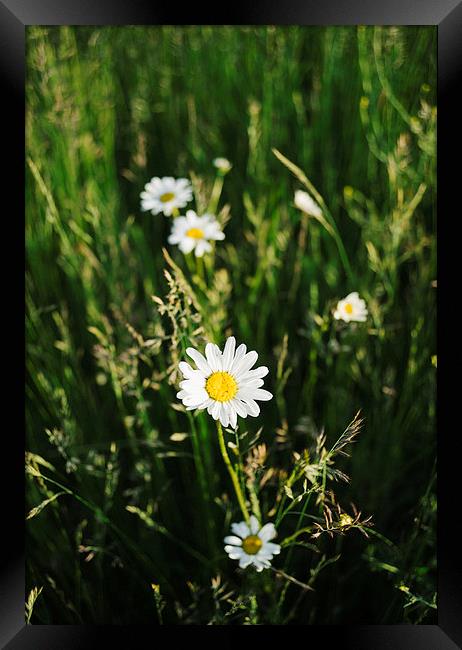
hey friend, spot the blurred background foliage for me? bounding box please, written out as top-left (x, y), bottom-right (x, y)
top-left (26, 26), bottom-right (436, 624)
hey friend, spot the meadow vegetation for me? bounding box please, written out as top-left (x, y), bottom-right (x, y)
top-left (26, 26), bottom-right (436, 624)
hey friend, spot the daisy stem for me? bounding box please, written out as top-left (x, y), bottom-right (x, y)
top-left (195, 254), bottom-right (205, 282)
top-left (184, 252), bottom-right (196, 277)
top-left (216, 421), bottom-right (250, 524)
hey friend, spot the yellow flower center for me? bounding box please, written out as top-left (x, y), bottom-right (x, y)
top-left (242, 535), bottom-right (262, 555)
top-left (344, 303), bottom-right (353, 314)
top-left (186, 227), bottom-right (204, 239)
top-left (160, 192), bottom-right (175, 203)
top-left (205, 371), bottom-right (237, 402)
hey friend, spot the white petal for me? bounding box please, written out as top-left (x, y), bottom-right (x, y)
top-left (251, 388), bottom-right (273, 402)
top-left (178, 238), bottom-right (196, 254)
top-left (179, 366), bottom-right (206, 384)
top-left (179, 362), bottom-right (196, 379)
top-left (253, 558), bottom-right (271, 571)
top-left (258, 523), bottom-right (277, 542)
top-left (229, 405), bottom-right (238, 429)
top-left (241, 366), bottom-right (269, 380)
top-left (345, 292), bottom-right (359, 301)
top-left (211, 231), bottom-right (225, 241)
top-left (219, 404), bottom-right (230, 428)
top-left (186, 348), bottom-right (212, 375)
top-left (179, 377), bottom-right (206, 391)
top-left (205, 343), bottom-right (222, 372)
top-left (229, 344), bottom-right (247, 372)
top-left (263, 542), bottom-right (281, 555)
top-left (222, 336), bottom-right (236, 370)
top-left (240, 398), bottom-right (260, 417)
top-left (233, 351), bottom-right (258, 378)
top-left (194, 240), bottom-right (211, 257)
top-left (256, 549), bottom-right (276, 560)
top-left (231, 399), bottom-right (248, 418)
top-left (238, 555), bottom-right (253, 569)
top-left (182, 389), bottom-right (209, 406)
top-left (249, 515), bottom-right (260, 534)
top-left (211, 401), bottom-right (221, 420)
top-left (238, 378), bottom-right (264, 389)
top-left (231, 521), bottom-right (250, 538)
top-left (224, 535), bottom-right (242, 546)
top-left (225, 546), bottom-right (244, 560)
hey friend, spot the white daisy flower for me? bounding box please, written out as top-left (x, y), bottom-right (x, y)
top-left (224, 516), bottom-right (281, 572)
top-left (140, 176), bottom-right (193, 216)
top-left (213, 157), bottom-right (232, 174)
top-left (333, 292), bottom-right (368, 323)
top-left (168, 210), bottom-right (225, 257)
top-left (294, 189), bottom-right (322, 218)
top-left (176, 336), bottom-right (273, 428)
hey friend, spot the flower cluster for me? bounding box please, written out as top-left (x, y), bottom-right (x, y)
top-left (140, 172), bottom-right (225, 257)
top-left (145, 172), bottom-right (369, 575)
top-left (141, 176), bottom-right (369, 326)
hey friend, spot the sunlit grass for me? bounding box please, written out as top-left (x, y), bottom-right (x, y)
top-left (26, 25), bottom-right (436, 624)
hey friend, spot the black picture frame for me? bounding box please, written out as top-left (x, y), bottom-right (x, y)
top-left (3, 0), bottom-right (461, 646)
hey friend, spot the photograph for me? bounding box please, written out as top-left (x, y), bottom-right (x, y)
top-left (25, 25), bottom-right (437, 626)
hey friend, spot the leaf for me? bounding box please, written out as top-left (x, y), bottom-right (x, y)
top-left (284, 485), bottom-right (294, 500)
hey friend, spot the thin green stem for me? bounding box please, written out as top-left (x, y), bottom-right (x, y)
top-left (216, 421), bottom-right (250, 523)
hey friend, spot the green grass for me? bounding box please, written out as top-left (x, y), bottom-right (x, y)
top-left (26, 25), bottom-right (436, 625)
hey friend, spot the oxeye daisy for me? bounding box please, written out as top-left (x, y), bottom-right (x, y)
top-left (333, 292), bottom-right (368, 323)
top-left (176, 336), bottom-right (272, 428)
top-left (224, 516), bottom-right (281, 572)
top-left (168, 210), bottom-right (225, 257)
top-left (140, 176), bottom-right (193, 216)
top-left (213, 157), bottom-right (232, 174)
top-left (294, 189), bottom-right (322, 218)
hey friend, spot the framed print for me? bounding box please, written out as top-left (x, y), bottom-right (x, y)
top-left (1, 0), bottom-right (461, 646)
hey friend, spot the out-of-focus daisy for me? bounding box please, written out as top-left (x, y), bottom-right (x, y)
top-left (140, 176), bottom-right (193, 216)
top-left (333, 292), bottom-right (368, 323)
top-left (168, 210), bottom-right (225, 257)
top-left (213, 157), bottom-right (232, 174)
top-left (176, 336), bottom-right (272, 428)
top-left (224, 516), bottom-right (281, 571)
top-left (294, 189), bottom-right (322, 218)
